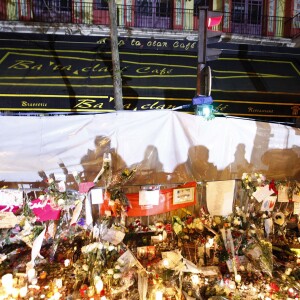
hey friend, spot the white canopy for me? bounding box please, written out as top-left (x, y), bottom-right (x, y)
top-left (0, 110), bottom-right (299, 185)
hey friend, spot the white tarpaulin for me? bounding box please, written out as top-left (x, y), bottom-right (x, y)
top-left (0, 110), bottom-right (299, 184)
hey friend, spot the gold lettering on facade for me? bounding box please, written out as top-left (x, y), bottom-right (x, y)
top-left (8, 60), bottom-right (42, 70)
top-left (248, 107), bottom-right (274, 114)
top-left (215, 104), bottom-right (229, 112)
top-left (136, 66), bottom-right (173, 75)
top-left (96, 38), bottom-right (108, 44)
top-left (73, 99), bottom-right (105, 109)
top-left (21, 101), bottom-right (47, 107)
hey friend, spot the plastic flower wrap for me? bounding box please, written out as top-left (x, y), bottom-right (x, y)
top-left (243, 229), bottom-right (273, 277)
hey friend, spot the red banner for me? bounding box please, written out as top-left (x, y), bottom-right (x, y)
top-left (126, 182), bottom-right (197, 217)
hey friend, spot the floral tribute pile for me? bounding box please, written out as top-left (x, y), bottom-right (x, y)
top-left (0, 168), bottom-right (299, 300)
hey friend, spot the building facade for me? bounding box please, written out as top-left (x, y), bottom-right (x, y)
top-left (0, 0), bottom-right (299, 38)
top-left (0, 0), bottom-right (299, 126)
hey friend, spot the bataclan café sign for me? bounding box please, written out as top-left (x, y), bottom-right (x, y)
top-left (0, 32), bottom-right (299, 121)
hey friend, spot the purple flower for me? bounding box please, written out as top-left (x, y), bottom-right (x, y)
top-left (77, 218), bottom-right (85, 226)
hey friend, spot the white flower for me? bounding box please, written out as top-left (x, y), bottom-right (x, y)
top-left (107, 269), bottom-right (114, 275)
top-left (114, 265), bottom-right (121, 270)
top-left (39, 195), bottom-right (45, 201)
top-left (108, 245), bottom-right (115, 251)
top-left (97, 242), bottom-right (104, 250)
top-left (82, 264), bottom-right (89, 271)
top-left (113, 273), bottom-right (122, 279)
top-left (57, 199), bottom-right (65, 207)
top-left (242, 173), bottom-right (247, 180)
top-left (48, 178), bottom-right (54, 184)
top-left (72, 171), bottom-right (78, 177)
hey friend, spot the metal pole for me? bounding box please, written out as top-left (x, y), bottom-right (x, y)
top-left (197, 8), bottom-right (208, 96)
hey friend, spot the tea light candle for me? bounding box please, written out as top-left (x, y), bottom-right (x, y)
top-left (12, 287), bottom-right (19, 299)
top-left (155, 290), bottom-right (163, 300)
top-left (64, 259), bottom-right (70, 267)
top-left (2, 273), bottom-right (13, 295)
top-left (27, 268), bottom-right (36, 283)
top-left (235, 274), bottom-right (242, 283)
top-left (55, 278), bottom-right (63, 289)
top-left (95, 279), bottom-right (103, 294)
top-left (19, 286), bottom-right (28, 298)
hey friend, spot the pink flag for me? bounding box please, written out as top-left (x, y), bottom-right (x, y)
top-left (31, 199), bottom-right (61, 221)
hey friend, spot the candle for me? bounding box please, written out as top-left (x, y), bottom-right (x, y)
top-left (1, 273), bottom-right (13, 295)
top-left (235, 274), bottom-right (241, 283)
top-left (95, 279), bottom-right (103, 294)
top-left (55, 278), bottom-right (63, 289)
top-left (12, 287), bottom-right (19, 299)
top-left (19, 286), bottom-right (28, 298)
top-left (155, 290), bottom-right (163, 300)
top-left (64, 259), bottom-right (70, 267)
top-left (27, 268), bottom-right (36, 283)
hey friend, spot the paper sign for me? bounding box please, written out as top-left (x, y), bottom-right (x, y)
top-left (70, 201), bottom-right (83, 225)
top-left (0, 189), bottom-right (23, 206)
top-left (293, 193), bottom-right (300, 203)
top-left (102, 228), bottom-right (125, 245)
top-left (261, 196), bottom-right (277, 211)
top-left (79, 182), bottom-right (95, 193)
top-left (90, 189), bottom-right (104, 204)
top-left (278, 186), bottom-right (289, 202)
top-left (294, 202), bottom-right (300, 215)
top-left (252, 185), bottom-right (274, 203)
top-left (206, 180), bottom-right (235, 216)
top-left (139, 190), bottom-right (159, 206)
top-left (173, 187), bottom-right (195, 205)
top-left (0, 212), bottom-right (20, 228)
top-left (31, 199), bottom-right (61, 221)
top-left (31, 228), bottom-right (46, 264)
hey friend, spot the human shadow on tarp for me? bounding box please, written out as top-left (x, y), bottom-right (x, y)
top-left (260, 148), bottom-right (300, 181)
top-left (129, 145), bottom-right (169, 185)
top-left (80, 135), bottom-right (127, 184)
top-left (221, 143), bottom-right (253, 180)
top-left (172, 145), bottom-right (219, 183)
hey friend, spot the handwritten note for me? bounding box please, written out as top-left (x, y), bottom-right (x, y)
top-left (278, 186), bottom-right (289, 202)
top-left (206, 180), bottom-right (235, 216)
